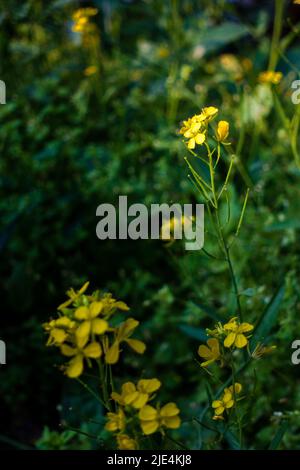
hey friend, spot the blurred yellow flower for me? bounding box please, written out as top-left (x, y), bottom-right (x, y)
top-left (160, 214), bottom-right (194, 241)
top-left (58, 281), bottom-right (89, 310)
top-left (139, 402), bottom-right (181, 435)
top-left (116, 434), bottom-right (137, 450)
top-left (105, 318), bottom-right (146, 364)
top-left (105, 408), bottom-right (125, 432)
top-left (84, 65), bottom-right (98, 76)
top-left (198, 338), bottom-right (221, 367)
top-left (111, 378), bottom-right (161, 409)
top-left (72, 8), bottom-right (98, 37)
top-left (61, 336), bottom-right (101, 378)
top-left (75, 301), bottom-right (108, 341)
top-left (223, 317), bottom-right (253, 348)
top-left (216, 120), bottom-right (229, 142)
top-left (212, 383), bottom-right (242, 420)
top-left (258, 71), bottom-right (282, 85)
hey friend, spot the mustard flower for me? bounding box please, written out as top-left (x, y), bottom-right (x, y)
top-left (258, 71), bottom-right (282, 85)
top-left (179, 116), bottom-right (206, 149)
top-left (44, 316), bottom-right (75, 345)
top-left (223, 317), bottom-right (254, 349)
top-left (60, 336), bottom-right (101, 378)
top-left (198, 338), bottom-right (221, 367)
top-left (74, 301), bottom-right (109, 341)
top-left (116, 434), bottom-right (137, 450)
top-left (58, 281), bottom-right (89, 310)
top-left (105, 318), bottom-right (146, 364)
top-left (111, 378), bottom-right (161, 409)
top-left (105, 408), bottom-right (126, 433)
top-left (139, 402), bottom-right (181, 435)
top-left (201, 106), bottom-right (218, 121)
top-left (212, 383), bottom-right (242, 420)
top-left (216, 120), bottom-right (229, 142)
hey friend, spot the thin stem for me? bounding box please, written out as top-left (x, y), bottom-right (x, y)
top-left (268, 0), bottom-right (284, 71)
top-left (215, 211), bottom-right (243, 322)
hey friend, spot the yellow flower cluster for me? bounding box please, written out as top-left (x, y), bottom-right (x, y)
top-left (72, 8), bottom-right (98, 34)
top-left (212, 383), bottom-right (242, 420)
top-left (43, 282), bottom-right (146, 378)
top-left (105, 378), bottom-right (181, 449)
top-left (258, 70), bottom-right (282, 85)
top-left (179, 106), bottom-right (230, 150)
top-left (198, 317), bottom-right (254, 368)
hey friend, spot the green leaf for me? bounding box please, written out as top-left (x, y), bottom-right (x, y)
top-left (250, 283), bottom-right (285, 350)
top-left (179, 325), bottom-right (208, 342)
top-left (195, 22), bottom-right (249, 53)
top-left (224, 430), bottom-right (241, 450)
top-left (268, 421), bottom-right (289, 450)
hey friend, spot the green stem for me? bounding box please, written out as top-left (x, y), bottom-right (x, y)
top-left (215, 211), bottom-right (243, 322)
top-left (268, 0), bottom-right (284, 71)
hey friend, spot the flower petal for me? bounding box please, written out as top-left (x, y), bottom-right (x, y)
top-left (140, 420), bottom-right (159, 435)
top-left (139, 405), bottom-right (157, 421)
top-left (235, 334), bottom-right (248, 348)
top-left (105, 341), bottom-right (120, 364)
top-left (125, 338), bottom-right (146, 354)
top-left (160, 403), bottom-right (180, 417)
top-left (138, 378), bottom-right (161, 394)
top-left (224, 332), bottom-right (236, 348)
top-left (76, 320), bottom-right (91, 339)
top-left (92, 319), bottom-right (108, 335)
top-left (83, 341), bottom-right (102, 358)
top-left (198, 344), bottom-right (212, 359)
top-left (90, 301), bottom-right (103, 318)
top-left (66, 355), bottom-right (84, 378)
top-left (74, 306), bottom-right (89, 320)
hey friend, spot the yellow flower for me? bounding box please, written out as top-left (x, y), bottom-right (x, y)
top-left (294, 0), bottom-right (300, 4)
top-left (74, 301), bottom-right (109, 341)
top-left (90, 293), bottom-right (129, 317)
top-left (139, 403), bottom-right (181, 435)
top-left (258, 71), bottom-right (282, 85)
top-left (216, 120), bottom-right (229, 142)
top-left (179, 116), bottom-right (206, 149)
top-left (116, 434), bottom-right (137, 450)
top-left (111, 378), bottom-right (161, 409)
top-left (105, 408), bottom-right (125, 432)
top-left (223, 317), bottom-right (253, 348)
top-left (84, 65), bottom-right (98, 76)
top-left (72, 8), bottom-right (98, 22)
top-left (198, 338), bottom-right (221, 367)
top-left (201, 106), bottom-right (218, 121)
top-left (60, 336), bottom-right (102, 378)
top-left (72, 8), bottom-right (98, 35)
top-left (44, 316), bottom-right (76, 345)
top-left (160, 214), bottom-right (194, 241)
top-left (212, 383), bottom-right (242, 420)
top-left (58, 281), bottom-right (89, 310)
top-left (105, 318), bottom-right (146, 364)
